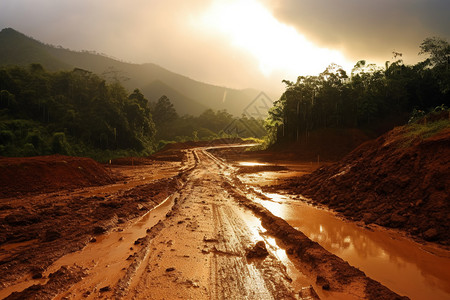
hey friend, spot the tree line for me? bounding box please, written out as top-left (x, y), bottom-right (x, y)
top-left (265, 37), bottom-right (450, 144)
top-left (0, 64), bottom-right (265, 160)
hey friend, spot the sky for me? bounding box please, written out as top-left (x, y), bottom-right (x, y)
top-left (0, 0), bottom-right (449, 95)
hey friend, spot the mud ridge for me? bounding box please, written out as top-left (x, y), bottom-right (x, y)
top-left (222, 180), bottom-right (409, 299)
top-left (114, 220), bottom-right (166, 299)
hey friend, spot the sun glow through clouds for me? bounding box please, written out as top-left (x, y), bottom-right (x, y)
top-left (201, 0), bottom-right (352, 77)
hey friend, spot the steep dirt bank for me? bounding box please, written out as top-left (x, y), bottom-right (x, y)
top-left (271, 123), bottom-right (450, 245)
top-left (0, 155), bottom-right (115, 198)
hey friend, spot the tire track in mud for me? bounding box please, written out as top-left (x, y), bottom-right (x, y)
top-left (120, 146), bottom-right (408, 299)
top-left (203, 148), bottom-right (409, 299)
top-left (115, 148), bottom-right (297, 300)
top-left (209, 202), bottom-right (295, 300)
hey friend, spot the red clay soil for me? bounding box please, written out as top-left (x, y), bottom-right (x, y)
top-left (0, 155), bottom-right (115, 198)
top-left (0, 163), bottom-right (181, 288)
top-left (274, 125), bottom-right (450, 245)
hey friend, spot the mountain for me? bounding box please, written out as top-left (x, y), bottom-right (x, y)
top-left (0, 28), bottom-right (262, 116)
top-left (141, 80), bottom-right (208, 115)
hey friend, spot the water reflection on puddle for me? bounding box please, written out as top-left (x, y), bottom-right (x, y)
top-left (257, 193), bottom-right (450, 300)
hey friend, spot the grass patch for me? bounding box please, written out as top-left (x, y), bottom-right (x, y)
top-left (400, 118), bottom-right (450, 148)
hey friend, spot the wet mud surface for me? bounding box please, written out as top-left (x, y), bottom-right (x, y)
top-left (1, 140), bottom-right (442, 299)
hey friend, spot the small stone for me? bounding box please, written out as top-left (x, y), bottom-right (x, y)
top-left (165, 267), bottom-right (175, 272)
top-left (316, 276), bottom-right (330, 290)
top-left (246, 241), bottom-right (269, 259)
top-left (99, 286), bottom-right (111, 292)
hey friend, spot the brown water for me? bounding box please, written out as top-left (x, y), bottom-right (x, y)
top-left (0, 195), bottom-right (176, 299)
top-left (255, 191), bottom-right (450, 300)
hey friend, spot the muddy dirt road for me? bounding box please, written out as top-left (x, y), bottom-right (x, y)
top-left (1, 146), bottom-right (410, 299)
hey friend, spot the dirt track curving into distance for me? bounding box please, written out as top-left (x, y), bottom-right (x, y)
top-left (0, 145), bottom-right (408, 299)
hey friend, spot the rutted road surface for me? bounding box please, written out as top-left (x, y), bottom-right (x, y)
top-left (1, 146), bottom-right (407, 299)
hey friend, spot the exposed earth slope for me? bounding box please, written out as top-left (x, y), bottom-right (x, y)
top-left (274, 119), bottom-right (450, 245)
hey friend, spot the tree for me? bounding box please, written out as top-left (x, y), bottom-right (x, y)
top-left (419, 37), bottom-right (450, 69)
top-left (151, 95), bottom-right (178, 126)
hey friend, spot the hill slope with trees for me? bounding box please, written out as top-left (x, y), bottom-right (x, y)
top-left (265, 37), bottom-right (450, 152)
top-left (0, 64), bottom-right (156, 158)
top-left (0, 28), bottom-right (260, 116)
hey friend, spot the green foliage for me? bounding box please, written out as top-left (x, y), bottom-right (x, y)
top-left (266, 37), bottom-right (450, 146)
top-left (51, 132), bottom-right (71, 155)
top-left (150, 96), bottom-right (266, 142)
top-left (401, 109), bottom-right (449, 148)
top-left (0, 65), bottom-right (157, 158)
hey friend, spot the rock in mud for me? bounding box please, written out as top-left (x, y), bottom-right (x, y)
top-left (246, 241), bottom-right (269, 259)
top-left (316, 275), bottom-right (330, 290)
top-left (99, 285), bottom-right (111, 292)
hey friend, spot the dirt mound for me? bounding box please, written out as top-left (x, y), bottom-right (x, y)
top-left (0, 155), bottom-right (115, 198)
top-left (279, 124), bottom-right (450, 245)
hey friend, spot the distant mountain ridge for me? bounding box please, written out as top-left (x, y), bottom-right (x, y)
top-left (0, 27), bottom-right (260, 116)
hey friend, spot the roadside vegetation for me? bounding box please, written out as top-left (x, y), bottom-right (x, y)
top-left (400, 106), bottom-right (450, 148)
top-left (265, 37), bottom-right (450, 146)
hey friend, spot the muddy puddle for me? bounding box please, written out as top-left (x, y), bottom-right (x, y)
top-left (249, 189), bottom-right (450, 300)
top-left (0, 195), bottom-right (176, 299)
top-left (237, 163), bottom-right (450, 300)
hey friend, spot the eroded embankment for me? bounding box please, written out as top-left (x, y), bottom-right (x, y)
top-left (273, 125), bottom-right (450, 245)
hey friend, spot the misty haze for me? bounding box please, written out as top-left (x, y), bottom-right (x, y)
top-left (0, 1), bottom-right (449, 299)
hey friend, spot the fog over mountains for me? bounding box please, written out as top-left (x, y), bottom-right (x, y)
top-left (0, 28), bottom-right (264, 116)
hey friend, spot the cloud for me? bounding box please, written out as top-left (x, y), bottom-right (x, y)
top-left (267, 0), bottom-right (450, 64)
top-left (1, 0), bottom-right (448, 95)
top-left (0, 0), bottom-right (264, 89)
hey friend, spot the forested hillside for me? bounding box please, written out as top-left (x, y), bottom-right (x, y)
top-left (0, 65), bottom-right (156, 158)
top-left (266, 37), bottom-right (450, 147)
top-left (0, 28), bottom-right (260, 116)
top-left (0, 64), bottom-right (265, 160)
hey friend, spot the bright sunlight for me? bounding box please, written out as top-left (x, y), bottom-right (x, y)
top-left (200, 0), bottom-right (353, 77)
